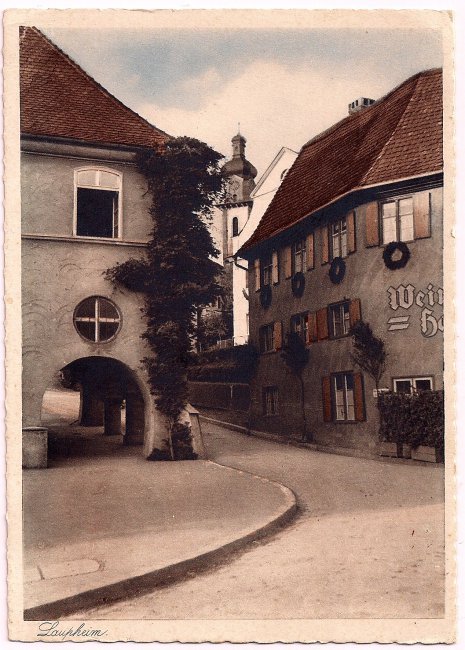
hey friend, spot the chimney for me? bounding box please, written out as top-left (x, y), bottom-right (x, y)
top-left (348, 97), bottom-right (375, 115)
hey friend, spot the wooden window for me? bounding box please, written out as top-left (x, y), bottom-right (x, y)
top-left (347, 210), bottom-right (356, 253)
top-left (75, 168), bottom-right (121, 239)
top-left (316, 307), bottom-right (329, 340)
top-left (263, 386), bottom-right (279, 415)
top-left (322, 376), bottom-right (332, 422)
top-left (349, 298), bottom-right (361, 327)
top-left (290, 312), bottom-right (309, 343)
top-left (259, 323), bottom-right (275, 353)
top-left (327, 372), bottom-right (365, 422)
top-left (306, 312), bottom-right (318, 344)
top-left (393, 376), bottom-right (433, 394)
top-left (254, 259), bottom-right (261, 291)
top-left (292, 239), bottom-right (307, 274)
top-left (274, 321), bottom-right (283, 350)
top-left (284, 245), bottom-right (292, 279)
top-left (330, 218), bottom-right (348, 259)
top-left (413, 192), bottom-right (432, 239)
top-left (329, 301), bottom-right (350, 338)
top-left (261, 253), bottom-right (273, 286)
top-left (306, 233), bottom-right (315, 270)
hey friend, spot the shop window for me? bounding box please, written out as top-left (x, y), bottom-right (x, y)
top-left (381, 197), bottom-right (414, 244)
top-left (290, 312), bottom-right (309, 343)
top-left (393, 376), bottom-right (433, 394)
top-left (330, 218), bottom-right (347, 259)
top-left (75, 168), bottom-right (121, 238)
top-left (292, 239), bottom-right (307, 274)
top-left (73, 296), bottom-right (121, 343)
top-left (259, 323), bottom-right (275, 353)
top-left (263, 386), bottom-right (279, 415)
top-left (329, 301), bottom-right (350, 338)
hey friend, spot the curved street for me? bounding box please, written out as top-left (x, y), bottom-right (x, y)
top-left (76, 420), bottom-right (445, 620)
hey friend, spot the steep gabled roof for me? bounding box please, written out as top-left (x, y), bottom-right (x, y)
top-left (242, 68), bottom-right (442, 251)
top-left (20, 26), bottom-right (168, 150)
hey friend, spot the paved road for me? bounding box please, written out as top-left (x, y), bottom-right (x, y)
top-left (77, 422), bottom-right (445, 620)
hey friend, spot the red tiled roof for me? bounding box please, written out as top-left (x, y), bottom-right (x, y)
top-left (20, 26), bottom-right (168, 149)
top-left (243, 68), bottom-right (443, 251)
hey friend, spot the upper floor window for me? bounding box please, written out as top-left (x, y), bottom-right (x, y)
top-left (232, 217), bottom-right (239, 237)
top-left (73, 296), bottom-right (121, 343)
top-left (259, 323), bottom-right (275, 353)
top-left (292, 239), bottom-right (307, 274)
top-left (381, 197), bottom-right (414, 245)
top-left (290, 312), bottom-right (309, 343)
top-left (261, 253), bottom-right (273, 286)
top-left (75, 168), bottom-right (122, 239)
top-left (329, 301), bottom-right (350, 338)
top-left (330, 218), bottom-right (348, 259)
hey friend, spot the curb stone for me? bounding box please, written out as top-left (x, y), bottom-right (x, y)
top-left (24, 461), bottom-right (297, 621)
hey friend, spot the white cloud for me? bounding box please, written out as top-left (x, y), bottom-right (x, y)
top-left (137, 59), bottom-right (398, 178)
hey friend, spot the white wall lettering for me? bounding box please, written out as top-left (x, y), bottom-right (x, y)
top-left (387, 283), bottom-right (443, 337)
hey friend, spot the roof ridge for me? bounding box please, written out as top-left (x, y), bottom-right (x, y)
top-left (357, 74), bottom-right (422, 186)
top-left (24, 26), bottom-right (169, 141)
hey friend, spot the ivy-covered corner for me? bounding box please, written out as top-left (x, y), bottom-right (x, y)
top-left (105, 136), bottom-right (226, 460)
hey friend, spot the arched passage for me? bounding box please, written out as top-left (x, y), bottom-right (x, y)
top-left (41, 356), bottom-right (146, 456)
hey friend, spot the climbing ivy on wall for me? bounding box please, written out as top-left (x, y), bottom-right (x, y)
top-left (106, 137), bottom-right (225, 459)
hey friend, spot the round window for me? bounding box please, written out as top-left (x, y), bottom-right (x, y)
top-left (73, 296), bottom-right (121, 343)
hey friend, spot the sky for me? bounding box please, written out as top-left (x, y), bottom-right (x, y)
top-left (42, 25), bottom-right (443, 178)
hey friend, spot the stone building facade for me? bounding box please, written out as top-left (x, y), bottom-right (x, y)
top-left (239, 69), bottom-right (443, 456)
top-left (20, 26), bottom-right (171, 457)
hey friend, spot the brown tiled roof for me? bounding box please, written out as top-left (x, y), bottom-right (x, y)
top-left (243, 68), bottom-right (442, 251)
top-left (20, 26), bottom-right (168, 149)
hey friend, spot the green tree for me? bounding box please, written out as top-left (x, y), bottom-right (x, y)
top-left (281, 332), bottom-right (312, 442)
top-left (106, 136), bottom-right (225, 459)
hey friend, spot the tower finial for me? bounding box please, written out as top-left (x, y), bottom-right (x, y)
top-left (238, 122), bottom-right (241, 135)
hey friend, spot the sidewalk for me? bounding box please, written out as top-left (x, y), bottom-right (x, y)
top-left (23, 429), bottom-right (296, 620)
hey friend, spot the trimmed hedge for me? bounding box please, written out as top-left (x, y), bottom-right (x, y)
top-left (188, 344), bottom-right (259, 383)
top-left (378, 390), bottom-right (444, 454)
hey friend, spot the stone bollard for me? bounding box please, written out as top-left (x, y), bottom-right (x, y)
top-left (22, 427), bottom-right (48, 469)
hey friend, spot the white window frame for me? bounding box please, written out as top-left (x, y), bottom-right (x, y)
top-left (393, 376), bottom-right (433, 394)
top-left (381, 196), bottom-right (414, 245)
top-left (292, 239), bottom-right (307, 274)
top-left (332, 372), bottom-right (355, 422)
top-left (330, 218), bottom-right (348, 259)
top-left (261, 253), bottom-right (273, 286)
top-left (329, 301), bottom-right (350, 338)
top-left (74, 167), bottom-right (123, 239)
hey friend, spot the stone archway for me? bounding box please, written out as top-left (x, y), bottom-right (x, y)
top-left (41, 356), bottom-right (146, 450)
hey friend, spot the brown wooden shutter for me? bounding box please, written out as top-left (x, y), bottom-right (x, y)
top-left (322, 376), bottom-right (332, 422)
top-left (413, 191), bottom-right (431, 239)
top-left (306, 233), bottom-right (315, 270)
top-left (354, 373), bottom-right (366, 422)
top-left (284, 245), bottom-right (292, 279)
top-left (349, 298), bottom-right (361, 327)
top-left (347, 210), bottom-right (356, 253)
top-left (274, 321), bottom-right (283, 351)
top-left (365, 202), bottom-right (379, 247)
top-left (320, 226), bottom-right (329, 264)
top-left (254, 259), bottom-right (261, 291)
top-left (307, 312), bottom-right (318, 343)
top-left (316, 307), bottom-right (329, 340)
top-left (272, 250), bottom-right (279, 284)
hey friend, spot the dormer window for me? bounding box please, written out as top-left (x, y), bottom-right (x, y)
top-left (75, 168), bottom-right (122, 239)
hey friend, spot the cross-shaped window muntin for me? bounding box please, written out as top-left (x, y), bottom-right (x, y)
top-left (74, 296), bottom-right (121, 343)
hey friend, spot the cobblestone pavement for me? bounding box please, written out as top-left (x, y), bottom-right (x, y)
top-left (75, 421), bottom-right (445, 620)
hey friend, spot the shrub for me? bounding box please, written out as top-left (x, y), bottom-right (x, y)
top-left (188, 344), bottom-right (259, 383)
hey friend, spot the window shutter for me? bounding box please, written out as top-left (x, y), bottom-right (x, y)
top-left (307, 312), bottom-right (318, 344)
top-left (349, 298), bottom-right (361, 327)
top-left (274, 321), bottom-right (283, 351)
top-left (306, 233), bottom-right (315, 270)
top-left (320, 226), bottom-right (329, 264)
top-left (254, 259), bottom-right (261, 291)
top-left (284, 245), bottom-right (292, 279)
top-left (365, 202), bottom-right (379, 247)
top-left (354, 373), bottom-right (366, 421)
top-left (272, 250), bottom-right (279, 284)
top-left (413, 191), bottom-right (431, 239)
top-left (347, 210), bottom-right (356, 253)
top-left (316, 307), bottom-right (329, 340)
top-left (322, 376), bottom-right (332, 422)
